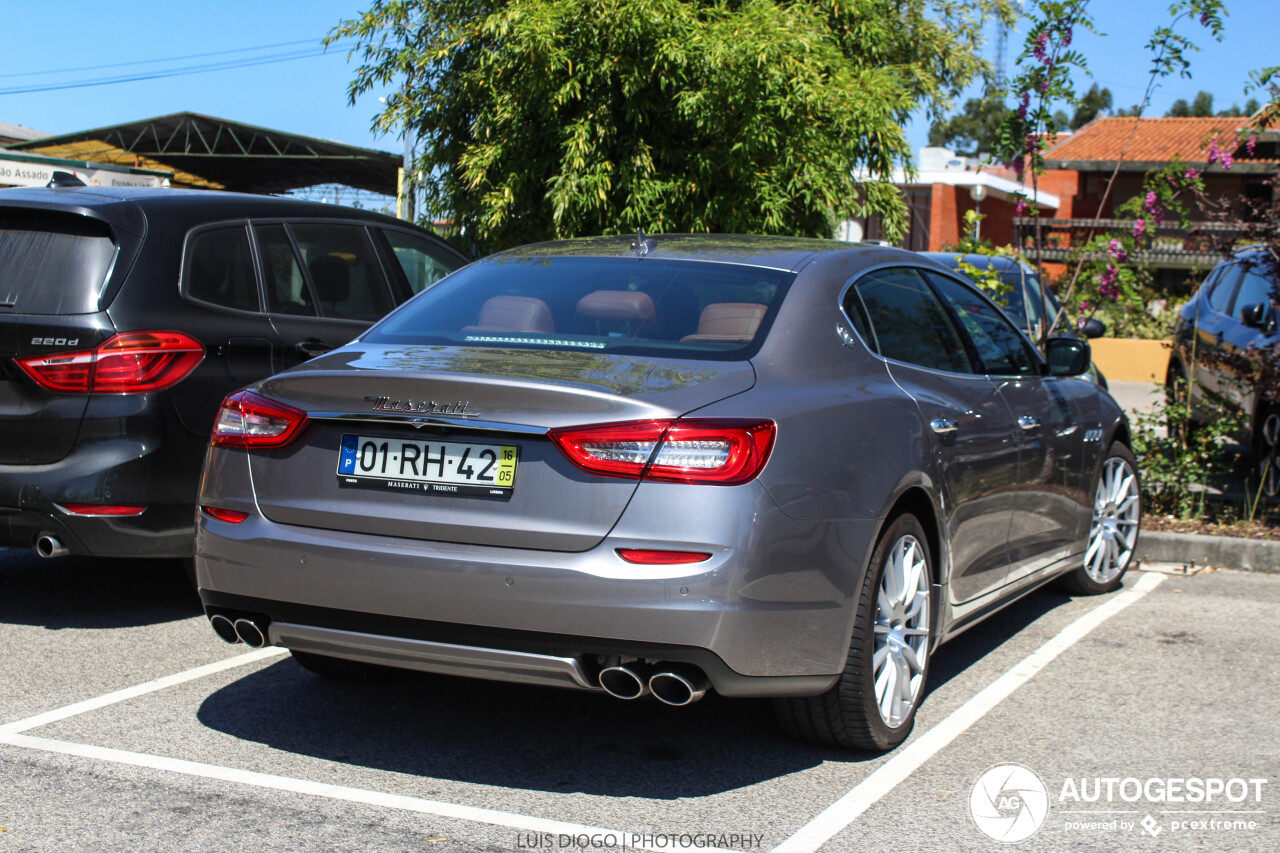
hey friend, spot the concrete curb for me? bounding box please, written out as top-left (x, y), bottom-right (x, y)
top-left (1136, 530), bottom-right (1280, 573)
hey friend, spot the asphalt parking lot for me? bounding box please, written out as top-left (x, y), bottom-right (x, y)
top-left (2, 549), bottom-right (1276, 853)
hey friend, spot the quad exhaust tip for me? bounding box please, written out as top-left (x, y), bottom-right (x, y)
top-left (649, 667), bottom-right (709, 706)
top-left (233, 618), bottom-right (267, 648)
top-left (598, 665), bottom-right (650, 700)
top-left (598, 663), bottom-right (709, 705)
top-left (208, 614), bottom-right (268, 648)
top-left (35, 533), bottom-right (69, 559)
top-left (209, 614), bottom-right (240, 644)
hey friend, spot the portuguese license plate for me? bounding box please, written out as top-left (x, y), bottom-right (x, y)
top-left (336, 434), bottom-right (518, 498)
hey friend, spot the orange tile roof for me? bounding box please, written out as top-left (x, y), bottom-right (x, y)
top-left (1044, 116), bottom-right (1244, 164)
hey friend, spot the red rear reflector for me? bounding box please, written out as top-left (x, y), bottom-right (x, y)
top-left (549, 419), bottom-right (775, 485)
top-left (617, 549), bottom-right (712, 565)
top-left (57, 503), bottom-right (146, 517)
top-left (202, 506), bottom-right (250, 524)
top-left (211, 390), bottom-right (309, 449)
top-left (15, 331), bottom-right (204, 394)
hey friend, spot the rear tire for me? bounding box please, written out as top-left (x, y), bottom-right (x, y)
top-left (774, 513), bottom-right (933, 751)
top-left (1251, 406), bottom-right (1280, 506)
top-left (1061, 442), bottom-right (1140, 595)
top-left (290, 649), bottom-right (402, 682)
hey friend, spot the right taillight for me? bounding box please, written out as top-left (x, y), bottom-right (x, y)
top-left (15, 331), bottom-right (204, 394)
top-left (549, 419), bottom-right (775, 486)
top-left (211, 390), bottom-right (309, 449)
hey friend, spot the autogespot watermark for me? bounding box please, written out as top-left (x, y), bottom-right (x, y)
top-left (969, 764), bottom-right (1269, 843)
top-left (515, 832), bottom-right (765, 850)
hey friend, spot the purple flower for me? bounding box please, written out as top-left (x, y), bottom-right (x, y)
top-left (1098, 265), bottom-right (1120, 301)
top-left (1133, 218), bottom-right (1147, 238)
top-left (1143, 191), bottom-right (1165, 224)
top-left (1108, 238), bottom-right (1129, 264)
top-left (1015, 198), bottom-right (1028, 215)
top-left (1033, 32), bottom-right (1050, 63)
top-left (1039, 79), bottom-right (1050, 93)
top-left (1221, 148), bottom-right (1234, 169)
top-left (1079, 299), bottom-right (1092, 312)
top-left (1062, 27), bottom-right (1072, 48)
top-left (1247, 134), bottom-right (1258, 156)
top-left (1184, 167), bottom-right (1199, 180)
top-left (1200, 11), bottom-right (1211, 26)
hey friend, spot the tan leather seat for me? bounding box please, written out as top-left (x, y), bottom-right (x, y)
top-left (462, 295), bottom-right (555, 333)
top-left (680, 302), bottom-right (766, 343)
top-left (575, 290), bottom-right (656, 336)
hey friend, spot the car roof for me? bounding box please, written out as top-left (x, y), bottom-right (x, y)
top-left (0, 185), bottom-right (413, 230)
top-left (483, 234), bottom-right (917, 273)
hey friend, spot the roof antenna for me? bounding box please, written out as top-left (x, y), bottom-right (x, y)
top-left (630, 228), bottom-right (657, 256)
top-left (47, 171), bottom-right (87, 189)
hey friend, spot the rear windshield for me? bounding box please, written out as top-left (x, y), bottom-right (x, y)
top-left (362, 256), bottom-right (794, 361)
top-left (0, 210), bottom-right (117, 314)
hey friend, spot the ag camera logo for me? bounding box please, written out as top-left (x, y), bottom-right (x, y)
top-left (970, 764), bottom-right (1050, 842)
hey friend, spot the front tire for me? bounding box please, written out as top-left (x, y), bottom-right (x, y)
top-left (774, 513), bottom-right (933, 751)
top-left (1062, 442), bottom-right (1140, 595)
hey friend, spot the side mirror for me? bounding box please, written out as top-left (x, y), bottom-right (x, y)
top-left (1078, 317), bottom-right (1107, 339)
top-left (1241, 302), bottom-right (1273, 331)
top-left (1044, 336), bottom-right (1091, 377)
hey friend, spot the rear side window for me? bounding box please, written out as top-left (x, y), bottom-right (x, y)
top-left (184, 226), bottom-right (260, 312)
top-left (363, 256), bottom-right (792, 361)
top-left (0, 211), bottom-right (117, 314)
top-left (382, 229), bottom-right (461, 294)
top-left (289, 224), bottom-right (394, 322)
top-left (256, 224), bottom-right (316, 316)
top-left (1229, 259), bottom-right (1277, 321)
top-left (846, 268), bottom-right (972, 374)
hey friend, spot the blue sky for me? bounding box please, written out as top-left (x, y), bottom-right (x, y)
top-left (2, 0), bottom-right (1273, 170)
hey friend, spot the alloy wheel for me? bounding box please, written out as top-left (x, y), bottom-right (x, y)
top-left (1085, 456), bottom-right (1140, 584)
top-left (873, 534), bottom-right (931, 728)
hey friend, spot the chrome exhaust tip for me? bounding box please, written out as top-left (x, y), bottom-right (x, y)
top-left (598, 665), bottom-right (650, 700)
top-left (35, 533), bottom-right (69, 559)
top-left (233, 618), bottom-right (267, 649)
top-left (209, 614), bottom-right (241, 644)
top-left (649, 667), bottom-right (709, 706)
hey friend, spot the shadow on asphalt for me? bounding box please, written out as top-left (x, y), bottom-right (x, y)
top-left (0, 548), bottom-right (200, 629)
top-left (196, 586), bottom-right (1073, 798)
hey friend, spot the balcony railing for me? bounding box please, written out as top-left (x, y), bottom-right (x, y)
top-left (1012, 217), bottom-right (1249, 268)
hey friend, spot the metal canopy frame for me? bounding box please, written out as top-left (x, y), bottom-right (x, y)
top-left (6, 112), bottom-right (400, 195)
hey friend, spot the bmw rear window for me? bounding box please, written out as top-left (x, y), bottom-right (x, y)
top-left (0, 210), bottom-right (117, 314)
top-left (362, 256), bottom-right (794, 360)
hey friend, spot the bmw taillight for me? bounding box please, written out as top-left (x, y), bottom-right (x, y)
top-left (211, 390), bottom-right (309, 449)
top-left (548, 419), bottom-right (775, 485)
top-left (15, 331), bottom-right (204, 394)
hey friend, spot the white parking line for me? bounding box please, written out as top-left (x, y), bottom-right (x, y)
top-left (773, 571), bottom-right (1166, 853)
top-left (0, 573), bottom-right (1165, 852)
top-left (0, 733), bottom-right (734, 852)
top-left (0, 647), bottom-right (286, 736)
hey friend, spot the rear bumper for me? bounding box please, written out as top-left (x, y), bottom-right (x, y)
top-left (0, 395), bottom-right (205, 558)
top-left (196, 485), bottom-right (880, 695)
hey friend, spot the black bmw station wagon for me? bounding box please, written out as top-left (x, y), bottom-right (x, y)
top-left (0, 185), bottom-right (467, 570)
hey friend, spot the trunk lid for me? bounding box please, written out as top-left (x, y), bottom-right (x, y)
top-left (245, 345), bottom-right (756, 550)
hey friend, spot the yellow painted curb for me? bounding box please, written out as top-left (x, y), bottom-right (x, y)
top-left (1088, 337), bottom-right (1170, 383)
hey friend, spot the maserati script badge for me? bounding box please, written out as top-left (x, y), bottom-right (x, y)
top-left (365, 396), bottom-right (480, 418)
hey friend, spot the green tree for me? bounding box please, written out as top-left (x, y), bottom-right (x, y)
top-left (1167, 89), bottom-right (1216, 116)
top-left (928, 95), bottom-right (1011, 156)
top-left (331, 0), bottom-right (1014, 252)
top-left (1069, 82), bottom-right (1112, 128)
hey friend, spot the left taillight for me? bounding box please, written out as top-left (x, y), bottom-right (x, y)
top-left (549, 418), bottom-right (775, 486)
top-left (15, 331), bottom-right (204, 394)
top-left (211, 390), bottom-right (309, 449)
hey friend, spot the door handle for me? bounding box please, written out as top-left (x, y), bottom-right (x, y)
top-left (1017, 415), bottom-right (1041, 431)
top-left (930, 418), bottom-right (959, 436)
top-left (295, 338), bottom-right (334, 359)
